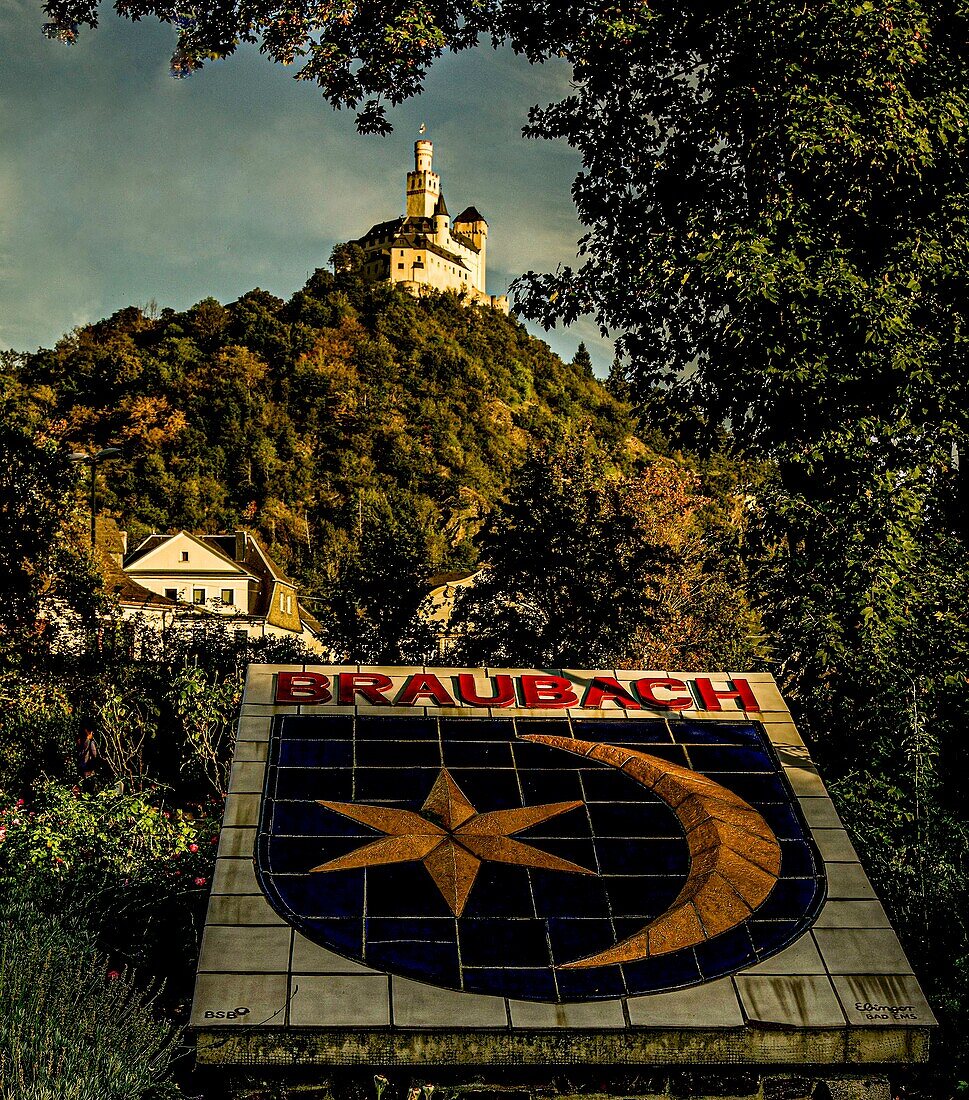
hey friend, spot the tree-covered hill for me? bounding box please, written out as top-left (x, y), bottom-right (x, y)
top-left (10, 271), bottom-right (634, 585)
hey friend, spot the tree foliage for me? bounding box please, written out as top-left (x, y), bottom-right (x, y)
top-left (9, 275), bottom-right (631, 590)
top-left (0, 416), bottom-right (101, 668)
top-left (321, 495), bottom-right (440, 663)
top-left (451, 442), bottom-right (760, 670)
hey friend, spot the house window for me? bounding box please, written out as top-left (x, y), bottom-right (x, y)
top-left (193, 588), bottom-right (205, 604)
top-left (234, 629), bottom-right (248, 645)
top-left (164, 588), bottom-right (178, 600)
top-left (181, 551), bottom-right (189, 561)
top-left (397, 262), bottom-right (404, 269)
top-left (286, 594), bottom-right (293, 614)
top-left (221, 589), bottom-right (234, 605)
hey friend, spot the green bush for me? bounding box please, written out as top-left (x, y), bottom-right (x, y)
top-left (0, 904), bottom-right (180, 1099)
top-left (0, 782), bottom-right (219, 999)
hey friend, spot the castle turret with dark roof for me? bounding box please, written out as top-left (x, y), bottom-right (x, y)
top-left (348, 141), bottom-right (509, 314)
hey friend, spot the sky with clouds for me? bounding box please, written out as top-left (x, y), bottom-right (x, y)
top-left (0, 1), bottom-right (614, 371)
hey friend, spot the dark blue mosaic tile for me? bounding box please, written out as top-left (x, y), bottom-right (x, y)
top-left (531, 873), bottom-right (614, 919)
top-left (441, 717), bottom-right (521, 741)
top-left (780, 839), bottom-right (820, 877)
top-left (262, 870), bottom-right (364, 920)
top-left (278, 740), bottom-right (354, 768)
top-left (672, 720), bottom-right (764, 746)
top-left (261, 835), bottom-right (363, 873)
top-left (280, 715), bottom-right (353, 740)
top-left (748, 918), bottom-right (806, 956)
top-left (355, 739), bottom-right (442, 768)
top-left (555, 963), bottom-right (627, 1001)
top-left (755, 877), bottom-right (822, 921)
top-left (355, 715), bottom-right (438, 739)
top-left (573, 719), bottom-right (671, 743)
top-left (444, 767), bottom-right (524, 809)
top-left (586, 802), bottom-right (682, 839)
top-left (518, 768), bottom-right (585, 804)
top-left (460, 865), bottom-right (535, 919)
top-left (601, 875), bottom-right (684, 920)
top-left (364, 864), bottom-right (456, 919)
top-left (270, 795), bottom-right (364, 835)
top-left (300, 918), bottom-right (364, 955)
top-left (622, 948), bottom-right (702, 994)
top-left (441, 740), bottom-right (515, 768)
top-left (275, 768), bottom-right (354, 802)
top-left (459, 918), bottom-right (552, 968)
top-left (705, 772), bottom-right (791, 803)
top-left (755, 802), bottom-right (804, 840)
top-left (518, 806), bottom-right (595, 841)
top-left (695, 924), bottom-right (757, 979)
top-left (524, 837), bottom-right (597, 874)
top-left (368, 940), bottom-right (460, 987)
top-left (353, 767), bottom-right (440, 801)
top-left (509, 740), bottom-right (574, 768)
top-left (684, 745), bottom-right (774, 772)
top-left (546, 917), bottom-right (617, 965)
top-left (594, 837), bottom-right (688, 876)
top-left (366, 917), bottom-right (457, 945)
top-left (514, 719), bottom-right (572, 738)
top-left (463, 966), bottom-right (557, 1001)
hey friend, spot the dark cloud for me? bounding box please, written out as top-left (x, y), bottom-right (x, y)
top-left (0, 2), bottom-right (614, 371)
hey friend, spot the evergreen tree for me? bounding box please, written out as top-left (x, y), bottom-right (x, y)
top-left (570, 341), bottom-right (593, 377)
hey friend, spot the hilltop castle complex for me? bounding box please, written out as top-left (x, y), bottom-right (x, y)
top-left (349, 140), bottom-right (509, 313)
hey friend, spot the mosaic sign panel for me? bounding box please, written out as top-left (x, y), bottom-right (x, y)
top-left (192, 667), bottom-right (937, 1067)
top-left (255, 676), bottom-right (824, 1002)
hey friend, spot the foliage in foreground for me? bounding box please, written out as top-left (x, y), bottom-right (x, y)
top-left (0, 902), bottom-right (180, 1100)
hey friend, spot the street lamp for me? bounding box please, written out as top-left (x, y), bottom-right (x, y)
top-left (70, 447), bottom-right (121, 553)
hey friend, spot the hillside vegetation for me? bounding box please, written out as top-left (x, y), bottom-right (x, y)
top-left (13, 271), bottom-right (632, 583)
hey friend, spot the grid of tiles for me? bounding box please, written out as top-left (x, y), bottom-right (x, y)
top-left (190, 668), bottom-right (937, 1050)
top-left (255, 712), bottom-right (825, 1002)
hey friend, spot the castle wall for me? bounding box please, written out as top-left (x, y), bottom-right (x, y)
top-left (351, 140), bottom-right (501, 309)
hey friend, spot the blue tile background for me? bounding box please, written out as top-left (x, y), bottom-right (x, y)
top-left (255, 713), bottom-right (826, 1002)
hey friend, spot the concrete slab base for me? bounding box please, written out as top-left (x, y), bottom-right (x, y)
top-left (192, 1068), bottom-right (895, 1100)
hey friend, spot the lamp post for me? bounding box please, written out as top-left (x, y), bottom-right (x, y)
top-left (70, 447), bottom-right (121, 553)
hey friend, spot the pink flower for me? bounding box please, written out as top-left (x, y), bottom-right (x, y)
top-left (194, 876), bottom-right (207, 886)
top-left (189, 843), bottom-right (199, 853)
top-left (106, 969), bottom-right (121, 980)
top-left (16, 799), bottom-right (24, 807)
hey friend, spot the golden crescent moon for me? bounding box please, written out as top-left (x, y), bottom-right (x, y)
top-left (521, 734), bottom-right (781, 969)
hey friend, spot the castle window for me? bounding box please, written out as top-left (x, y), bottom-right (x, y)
top-left (397, 262), bottom-right (404, 269)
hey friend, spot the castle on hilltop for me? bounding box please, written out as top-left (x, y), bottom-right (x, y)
top-left (348, 140), bottom-right (509, 314)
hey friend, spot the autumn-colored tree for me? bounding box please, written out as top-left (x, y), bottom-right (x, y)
top-left (450, 443), bottom-right (759, 670)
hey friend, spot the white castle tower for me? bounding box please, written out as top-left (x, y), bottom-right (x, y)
top-left (348, 140), bottom-right (509, 314)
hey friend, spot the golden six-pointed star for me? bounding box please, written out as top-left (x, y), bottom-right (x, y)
top-left (311, 768), bottom-right (595, 916)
